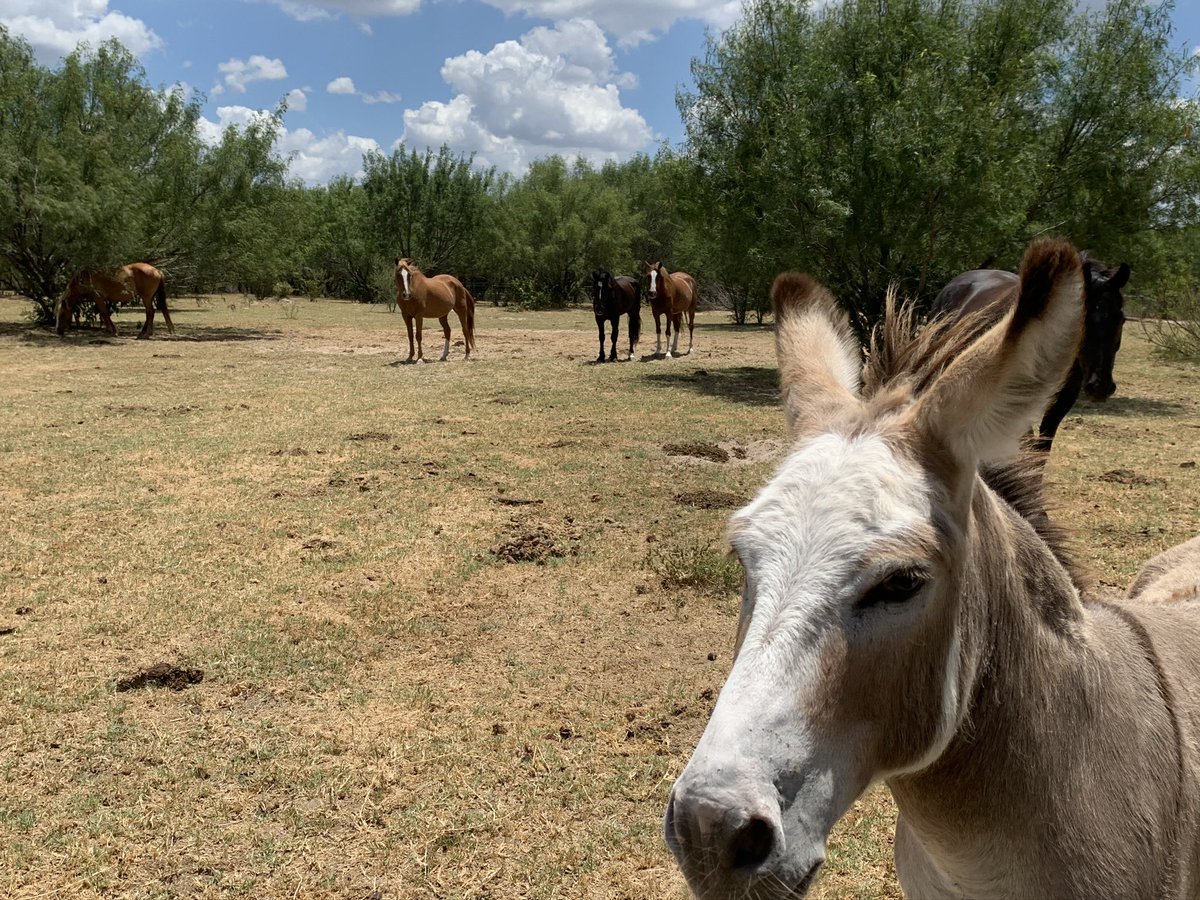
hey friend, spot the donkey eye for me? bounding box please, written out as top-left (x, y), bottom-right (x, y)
top-left (855, 568), bottom-right (927, 613)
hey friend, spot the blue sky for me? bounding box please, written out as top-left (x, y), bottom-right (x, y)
top-left (1, 0), bottom-right (1196, 184)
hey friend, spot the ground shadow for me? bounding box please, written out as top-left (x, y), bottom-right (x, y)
top-left (1074, 395), bottom-right (1186, 419)
top-left (640, 365), bottom-right (779, 407)
top-left (6, 323), bottom-right (284, 345)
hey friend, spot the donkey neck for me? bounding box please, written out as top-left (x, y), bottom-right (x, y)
top-left (887, 481), bottom-right (1185, 897)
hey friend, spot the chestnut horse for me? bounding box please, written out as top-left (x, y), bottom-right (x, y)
top-left (591, 269), bottom-right (641, 362)
top-left (665, 239), bottom-right (1200, 900)
top-left (394, 258), bottom-right (476, 362)
top-left (56, 263), bottom-right (174, 339)
top-left (642, 261), bottom-right (697, 359)
top-left (932, 254), bottom-right (1129, 452)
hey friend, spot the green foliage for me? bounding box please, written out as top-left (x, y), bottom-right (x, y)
top-left (646, 539), bottom-right (743, 598)
top-left (679, 0), bottom-right (1200, 327)
top-left (362, 145), bottom-right (495, 274)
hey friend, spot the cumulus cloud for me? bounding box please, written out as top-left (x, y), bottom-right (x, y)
top-left (260, 0), bottom-right (420, 21)
top-left (327, 76), bottom-right (357, 94)
top-left (400, 19), bottom-right (652, 175)
top-left (215, 55), bottom-right (288, 95)
top-left (199, 104), bottom-right (381, 183)
top-left (286, 87), bottom-right (308, 112)
top-left (477, 0), bottom-right (740, 44)
top-left (0, 0), bottom-right (162, 63)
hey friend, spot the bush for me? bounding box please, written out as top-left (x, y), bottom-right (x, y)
top-left (1140, 289), bottom-right (1200, 361)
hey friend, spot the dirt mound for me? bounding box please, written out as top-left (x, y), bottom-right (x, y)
top-left (116, 663), bottom-right (204, 692)
top-left (663, 441), bottom-right (728, 463)
top-left (674, 490), bottom-right (746, 510)
top-left (490, 520), bottom-right (580, 564)
top-left (347, 431), bottom-right (391, 441)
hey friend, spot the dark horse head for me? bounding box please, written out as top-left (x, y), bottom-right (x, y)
top-left (1080, 256), bottom-right (1130, 402)
top-left (591, 269), bottom-right (612, 318)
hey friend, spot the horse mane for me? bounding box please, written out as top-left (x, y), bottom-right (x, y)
top-left (861, 288), bottom-right (1086, 590)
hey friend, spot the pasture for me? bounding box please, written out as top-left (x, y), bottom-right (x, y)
top-left (1, 295), bottom-right (1197, 899)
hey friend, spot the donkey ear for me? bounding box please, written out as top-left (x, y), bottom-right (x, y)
top-left (913, 238), bottom-right (1083, 467)
top-left (772, 272), bottom-right (862, 435)
top-left (1111, 262), bottom-right (1131, 290)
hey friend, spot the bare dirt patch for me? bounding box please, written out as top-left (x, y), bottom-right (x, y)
top-left (663, 441), bottom-right (728, 463)
top-left (347, 431), bottom-right (392, 442)
top-left (1096, 468), bottom-right (1167, 487)
top-left (489, 519), bottom-right (580, 563)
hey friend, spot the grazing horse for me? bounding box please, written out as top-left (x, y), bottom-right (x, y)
top-left (663, 238), bottom-right (1200, 900)
top-left (642, 261), bottom-right (697, 359)
top-left (394, 258), bottom-right (476, 362)
top-left (590, 269), bottom-right (641, 362)
top-left (56, 263), bottom-right (174, 339)
top-left (932, 254), bottom-right (1129, 452)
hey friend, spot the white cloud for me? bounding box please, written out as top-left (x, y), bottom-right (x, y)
top-left (286, 87), bottom-right (308, 112)
top-left (215, 55), bottom-right (288, 94)
top-left (327, 76), bottom-right (357, 94)
top-left (198, 105), bottom-right (381, 184)
top-left (400, 19), bottom-right (652, 175)
top-left (261, 0), bottom-right (420, 21)
top-left (477, 0), bottom-right (740, 44)
top-left (0, 0), bottom-right (162, 63)
top-left (362, 89), bottom-right (402, 105)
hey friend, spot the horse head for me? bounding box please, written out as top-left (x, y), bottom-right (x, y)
top-left (592, 269), bottom-right (610, 317)
top-left (642, 261), bottom-right (663, 299)
top-left (395, 258), bottom-right (414, 300)
top-left (1080, 257), bottom-right (1129, 402)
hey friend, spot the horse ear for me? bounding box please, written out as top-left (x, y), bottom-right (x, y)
top-left (913, 238), bottom-right (1084, 467)
top-left (1111, 262), bottom-right (1131, 290)
top-left (772, 272), bottom-right (862, 435)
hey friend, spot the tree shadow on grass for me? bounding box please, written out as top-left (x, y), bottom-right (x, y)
top-left (640, 365), bottom-right (779, 407)
top-left (1075, 395), bottom-right (1186, 419)
top-left (6, 323), bottom-right (284, 345)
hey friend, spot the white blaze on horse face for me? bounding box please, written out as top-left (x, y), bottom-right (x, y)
top-left (674, 431), bottom-right (957, 854)
top-left (648, 269), bottom-right (658, 298)
top-left (401, 267), bottom-right (410, 299)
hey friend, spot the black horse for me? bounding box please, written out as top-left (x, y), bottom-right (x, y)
top-left (932, 254), bottom-right (1130, 453)
top-left (591, 269), bottom-right (642, 362)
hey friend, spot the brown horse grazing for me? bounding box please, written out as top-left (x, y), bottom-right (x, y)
top-left (665, 238), bottom-right (1200, 900)
top-left (56, 263), bottom-right (174, 339)
top-left (394, 258), bottom-right (476, 362)
top-left (932, 254), bottom-right (1129, 452)
top-left (642, 261), bottom-right (697, 359)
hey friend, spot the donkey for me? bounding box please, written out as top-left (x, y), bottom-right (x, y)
top-left (591, 269), bottom-right (641, 362)
top-left (664, 238), bottom-right (1200, 899)
top-left (932, 255), bottom-right (1129, 452)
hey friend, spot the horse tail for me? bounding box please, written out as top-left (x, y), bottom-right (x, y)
top-left (630, 282), bottom-right (642, 345)
top-left (154, 275), bottom-right (167, 311)
top-left (465, 287), bottom-right (476, 351)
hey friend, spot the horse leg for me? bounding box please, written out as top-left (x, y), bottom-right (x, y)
top-left (596, 316), bottom-right (606, 363)
top-left (158, 283), bottom-right (175, 335)
top-left (1034, 360), bottom-right (1085, 453)
top-left (670, 313), bottom-right (684, 357)
top-left (98, 299), bottom-right (117, 336)
top-left (454, 305), bottom-right (471, 360)
top-left (664, 312), bottom-right (675, 359)
top-left (609, 315), bottom-right (619, 362)
top-left (438, 315), bottom-right (451, 362)
top-left (403, 313), bottom-right (415, 362)
top-left (655, 311), bottom-right (664, 358)
top-left (138, 298), bottom-right (154, 339)
top-left (685, 308), bottom-right (695, 355)
top-left (415, 316), bottom-right (426, 363)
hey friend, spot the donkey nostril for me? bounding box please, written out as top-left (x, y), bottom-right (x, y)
top-left (729, 816), bottom-right (774, 869)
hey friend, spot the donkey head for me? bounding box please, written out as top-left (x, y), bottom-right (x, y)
top-left (663, 239), bottom-right (1085, 899)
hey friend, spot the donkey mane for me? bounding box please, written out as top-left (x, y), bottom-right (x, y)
top-left (861, 289), bottom-right (1085, 590)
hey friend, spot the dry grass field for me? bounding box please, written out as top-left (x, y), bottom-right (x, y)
top-left (1, 295), bottom-right (1197, 899)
